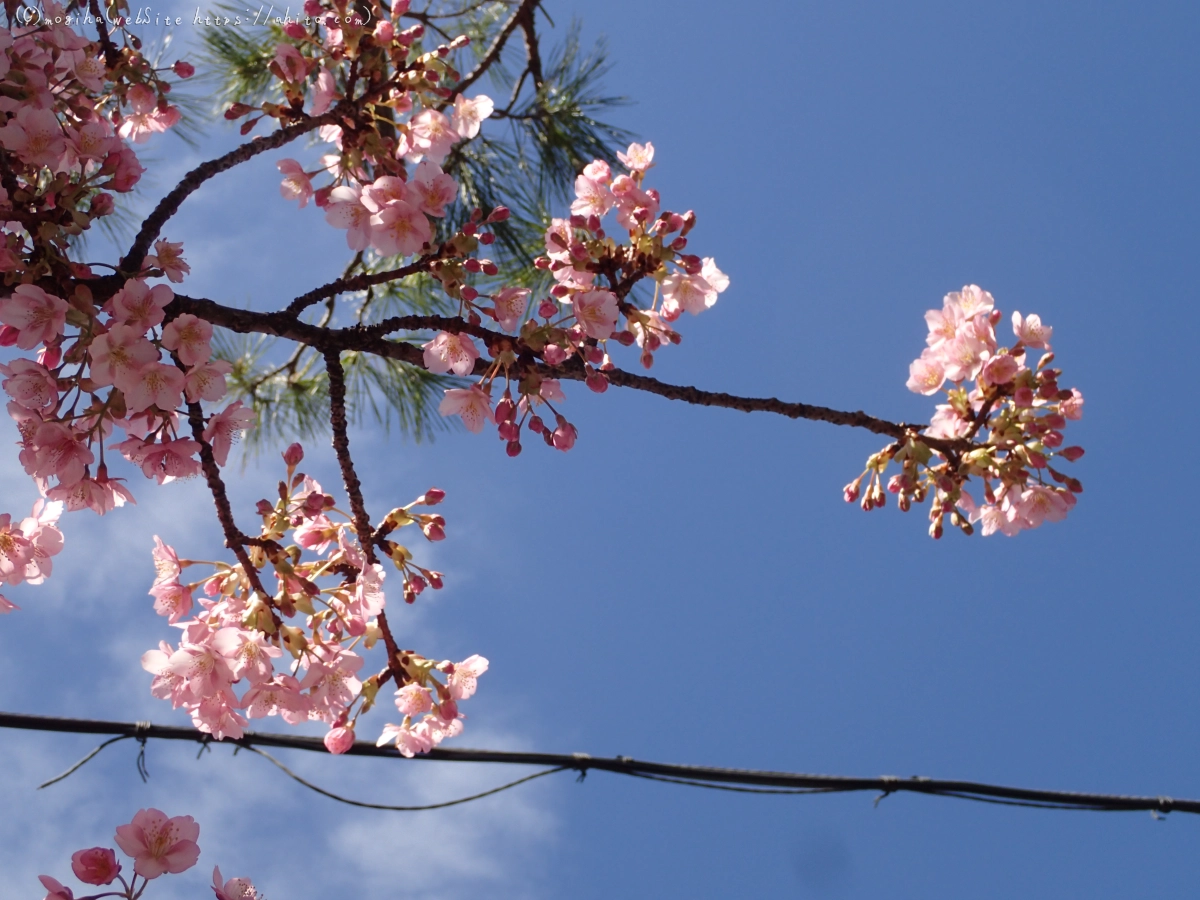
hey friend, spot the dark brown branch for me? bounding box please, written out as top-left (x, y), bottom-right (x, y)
top-left (173, 294), bottom-right (944, 449)
top-left (283, 251), bottom-right (444, 317)
top-left (2, 710), bottom-right (1194, 815)
top-left (182, 400), bottom-right (273, 602)
top-left (518, 3), bottom-right (544, 89)
top-left (88, 0), bottom-right (120, 71)
top-left (118, 110), bottom-right (344, 274)
top-left (321, 350), bottom-right (377, 564)
top-left (453, 0), bottom-right (541, 96)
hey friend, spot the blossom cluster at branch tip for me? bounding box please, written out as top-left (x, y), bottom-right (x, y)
top-left (846, 285), bottom-right (1084, 537)
top-left (141, 444), bottom-right (484, 755)
top-left (38, 809), bottom-right (262, 899)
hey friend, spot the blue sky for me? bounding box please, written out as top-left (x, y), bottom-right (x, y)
top-left (3, 1), bottom-right (1200, 897)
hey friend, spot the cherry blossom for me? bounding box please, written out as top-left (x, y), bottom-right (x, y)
top-left (212, 866), bottom-right (262, 900)
top-left (277, 159), bottom-right (314, 207)
top-left (439, 386), bottom-right (494, 432)
top-left (113, 809), bottom-right (201, 879)
top-left (70, 847), bottom-right (120, 885)
top-left (0, 284), bottom-right (68, 350)
top-left (450, 93), bottom-right (494, 139)
top-left (422, 331), bottom-right (480, 375)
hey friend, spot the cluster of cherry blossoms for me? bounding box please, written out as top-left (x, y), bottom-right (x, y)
top-left (141, 443), bottom-right (488, 756)
top-left (846, 285), bottom-right (1085, 538)
top-left (426, 142), bottom-right (729, 456)
top-left (38, 808), bottom-right (260, 900)
top-left (1, 11), bottom-right (238, 609)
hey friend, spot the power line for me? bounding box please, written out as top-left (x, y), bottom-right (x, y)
top-left (1, 710), bottom-right (1194, 816)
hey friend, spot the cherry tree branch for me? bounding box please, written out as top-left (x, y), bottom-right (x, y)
top-left (118, 109), bottom-right (346, 274)
top-left (283, 250), bottom-right (447, 317)
top-left (452, 0), bottom-right (541, 96)
top-left (182, 400), bottom-right (274, 604)
top-left (171, 293), bottom-right (948, 449)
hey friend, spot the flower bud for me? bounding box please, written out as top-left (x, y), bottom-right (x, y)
top-left (506, 440), bottom-right (522, 456)
top-left (283, 21), bottom-right (306, 38)
top-left (538, 300), bottom-right (558, 318)
top-left (1058, 446), bottom-right (1085, 462)
top-left (324, 726), bottom-right (355, 754)
top-left (71, 847), bottom-right (120, 886)
top-left (173, 60), bottom-right (196, 78)
top-left (423, 487), bottom-right (446, 505)
top-left (283, 443), bottom-right (304, 466)
top-left (585, 371), bottom-right (609, 393)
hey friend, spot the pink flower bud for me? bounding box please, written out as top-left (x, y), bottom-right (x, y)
top-left (497, 420), bottom-right (520, 440)
top-left (464, 258), bottom-right (481, 272)
top-left (423, 522), bottom-right (446, 541)
top-left (304, 0), bottom-right (322, 13)
top-left (1059, 446), bottom-right (1085, 462)
top-left (670, 237), bottom-right (688, 251)
top-left (640, 351), bottom-right (654, 369)
top-left (1013, 386), bottom-right (1034, 408)
top-left (480, 232), bottom-right (495, 245)
top-left (1042, 430), bottom-right (1064, 448)
top-left (39, 345), bottom-right (62, 368)
top-left (283, 443), bottom-right (304, 466)
top-left (528, 415), bottom-right (545, 433)
top-left (487, 206), bottom-right (510, 223)
top-left (585, 371), bottom-right (608, 393)
top-left (461, 285), bottom-right (478, 302)
top-left (255, 499), bottom-right (273, 516)
top-left (439, 699), bottom-right (459, 721)
top-left (543, 344), bottom-right (569, 366)
top-left (283, 21), bottom-right (306, 38)
top-left (538, 300), bottom-right (558, 318)
top-left (324, 726), bottom-right (355, 754)
top-left (843, 482), bottom-right (860, 503)
top-left (71, 847), bottom-right (121, 886)
top-left (495, 396), bottom-right (515, 422)
top-left (391, 0), bottom-right (410, 15)
top-left (551, 421), bottom-right (577, 451)
top-left (173, 60), bottom-right (195, 78)
top-left (506, 440), bottom-right (522, 456)
top-left (90, 192), bottom-right (115, 217)
top-left (410, 574), bottom-right (427, 593)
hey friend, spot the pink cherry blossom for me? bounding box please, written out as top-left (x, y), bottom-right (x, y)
top-left (203, 401), bottom-right (256, 466)
top-left (161, 313), bottom-right (213, 366)
top-left (324, 185), bottom-right (373, 250)
top-left (70, 847), bottom-right (120, 885)
top-left (450, 93), bottom-right (493, 139)
top-left (184, 359), bottom-right (233, 403)
top-left (300, 647), bottom-right (364, 722)
top-left (273, 42), bottom-right (308, 83)
top-left (212, 866), bottom-right (262, 900)
top-left (439, 386), bottom-right (494, 432)
top-left (422, 331), bottom-right (480, 375)
top-left (448, 654), bottom-right (488, 700)
top-left (0, 513), bottom-right (35, 584)
top-left (981, 352), bottom-right (1019, 387)
top-left (0, 107), bottom-right (66, 167)
top-left (115, 436), bottom-right (202, 484)
top-left (571, 174), bottom-right (614, 218)
top-left (18, 500), bottom-right (64, 584)
top-left (212, 626), bottom-right (281, 683)
top-left (110, 279), bottom-right (174, 332)
top-left (617, 141), bottom-right (655, 172)
top-left (109, 146), bottom-right (146, 191)
top-left (277, 159), bottom-right (314, 207)
top-left (1012, 310), bottom-right (1052, 349)
top-left (37, 875), bottom-right (74, 900)
top-left (27, 422), bottom-right (94, 487)
top-left (311, 67), bottom-right (338, 115)
top-left (906, 351), bottom-right (946, 395)
top-left (0, 284), bottom-right (68, 350)
top-left (144, 239), bottom-right (191, 283)
top-left (124, 362), bottom-right (185, 414)
top-left (114, 809), bottom-right (201, 879)
top-left (660, 273), bottom-right (718, 318)
top-left (491, 287), bottom-right (530, 331)
top-left (949, 284), bottom-right (995, 319)
top-left (370, 200), bottom-right (432, 256)
top-left (1, 358), bottom-right (59, 412)
top-left (150, 576), bottom-right (192, 623)
top-left (407, 108), bottom-right (458, 164)
top-left (406, 161), bottom-right (457, 216)
top-left (89, 324), bottom-right (160, 389)
top-left (191, 692), bottom-right (249, 739)
top-left (1061, 387), bottom-right (1084, 420)
top-left (240, 675), bottom-right (311, 723)
top-left (1015, 485), bottom-right (1071, 529)
top-left (572, 289), bottom-right (619, 339)
top-left (395, 683), bottom-right (433, 715)
top-left (925, 404), bottom-right (972, 440)
top-left (362, 175), bottom-right (409, 212)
